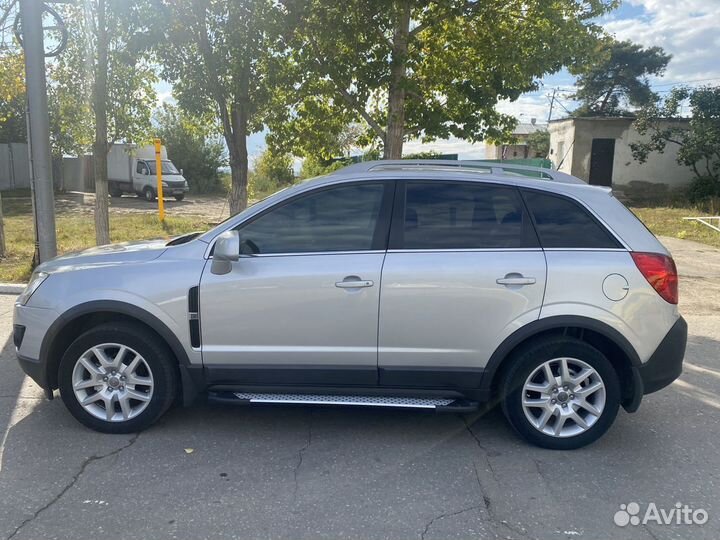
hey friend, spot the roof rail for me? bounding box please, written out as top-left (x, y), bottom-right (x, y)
top-left (333, 159), bottom-right (584, 184)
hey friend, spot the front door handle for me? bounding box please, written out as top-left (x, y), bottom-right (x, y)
top-left (496, 274), bottom-right (536, 286)
top-left (335, 276), bottom-right (374, 289)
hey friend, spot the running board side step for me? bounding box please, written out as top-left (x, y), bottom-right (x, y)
top-left (207, 391), bottom-right (479, 413)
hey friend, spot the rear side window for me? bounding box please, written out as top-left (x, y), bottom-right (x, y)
top-left (396, 182), bottom-right (536, 249)
top-left (522, 190), bottom-right (621, 249)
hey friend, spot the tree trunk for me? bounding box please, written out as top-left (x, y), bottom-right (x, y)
top-left (384, 1), bottom-right (411, 160)
top-left (0, 192), bottom-right (5, 258)
top-left (227, 69), bottom-right (250, 215)
top-left (93, 0), bottom-right (110, 245)
top-left (227, 133), bottom-right (248, 215)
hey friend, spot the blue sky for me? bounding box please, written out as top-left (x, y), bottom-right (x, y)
top-left (156, 0), bottom-right (720, 163)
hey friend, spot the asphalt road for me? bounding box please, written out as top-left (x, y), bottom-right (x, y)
top-left (1, 236), bottom-right (719, 540)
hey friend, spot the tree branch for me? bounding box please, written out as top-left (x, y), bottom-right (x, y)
top-left (304, 33), bottom-right (386, 141)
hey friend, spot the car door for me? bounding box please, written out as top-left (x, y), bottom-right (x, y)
top-left (199, 181), bottom-right (394, 386)
top-left (134, 160), bottom-right (148, 191)
top-left (378, 180), bottom-right (547, 388)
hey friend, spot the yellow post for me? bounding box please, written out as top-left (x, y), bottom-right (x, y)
top-left (154, 138), bottom-right (165, 221)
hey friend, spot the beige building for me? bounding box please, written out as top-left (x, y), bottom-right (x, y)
top-left (485, 120), bottom-right (547, 160)
top-left (548, 117), bottom-right (693, 200)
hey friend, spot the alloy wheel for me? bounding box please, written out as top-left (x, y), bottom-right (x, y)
top-left (521, 357), bottom-right (606, 438)
top-left (71, 343), bottom-right (154, 422)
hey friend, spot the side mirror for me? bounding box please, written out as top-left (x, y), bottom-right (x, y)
top-left (211, 230), bottom-right (240, 275)
top-left (180, 168), bottom-right (184, 176)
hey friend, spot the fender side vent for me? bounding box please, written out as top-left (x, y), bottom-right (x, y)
top-left (188, 286), bottom-right (201, 348)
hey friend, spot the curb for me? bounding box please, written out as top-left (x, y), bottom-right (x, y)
top-left (0, 283), bottom-right (25, 295)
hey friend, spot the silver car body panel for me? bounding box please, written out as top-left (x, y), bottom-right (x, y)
top-left (199, 252), bottom-right (385, 369)
top-left (19, 239), bottom-right (208, 366)
top-left (378, 250), bottom-right (547, 370)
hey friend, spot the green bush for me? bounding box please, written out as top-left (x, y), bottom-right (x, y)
top-left (155, 105), bottom-right (226, 194)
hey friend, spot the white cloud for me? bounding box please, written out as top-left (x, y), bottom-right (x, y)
top-left (402, 136), bottom-right (486, 159)
top-left (156, 91), bottom-right (174, 107)
top-left (602, 1), bottom-right (720, 84)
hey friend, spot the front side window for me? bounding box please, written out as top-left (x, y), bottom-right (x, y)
top-left (522, 190), bottom-right (621, 249)
top-left (398, 182), bottom-right (533, 249)
top-left (136, 161), bottom-right (148, 175)
top-left (236, 183), bottom-right (386, 254)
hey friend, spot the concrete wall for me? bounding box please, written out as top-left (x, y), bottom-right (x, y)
top-left (548, 121), bottom-right (575, 174)
top-left (549, 118), bottom-right (695, 201)
top-left (0, 143), bottom-right (31, 191)
top-left (62, 155), bottom-right (95, 192)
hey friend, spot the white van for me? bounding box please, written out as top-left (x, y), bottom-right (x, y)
top-left (107, 143), bottom-right (189, 201)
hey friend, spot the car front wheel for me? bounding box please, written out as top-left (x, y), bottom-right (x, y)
top-left (500, 337), bottom-right (620, 450)
top-left (58, 323), bottom-right (177, 433)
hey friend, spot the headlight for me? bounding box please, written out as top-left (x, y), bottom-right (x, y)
top-left (16, 272), bottom-right (49, 306)
top-left (162, 181), bottom-right (168, 187)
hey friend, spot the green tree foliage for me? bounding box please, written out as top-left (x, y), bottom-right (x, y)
top-left (298, 156), bottom-right (347, 179)
top-left (249, 148), bottom-right (295, 198)
top-left (527, 130), bottom-right (550, 158)
top-left (152, 0), bottom-right (280, 214)
top-left (573, 39), bottom-right (671, 116)
top-left (270, 0), bottom-right (616, 160)
top-left (631, 86), bottom-right (720, 201)
top-left (52, 1), bottom-right (157, 244)
top-left (0, 52), bottom-right (26, 143)
top-left (155, 104), bottom-right (226, 193)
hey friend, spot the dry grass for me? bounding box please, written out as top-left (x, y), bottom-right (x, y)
top-left (630, 207), bottom-right (720, 249)
top-left (0, 213), bottom-right (212, 283)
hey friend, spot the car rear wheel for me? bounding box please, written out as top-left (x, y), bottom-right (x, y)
top-left (500, 337), bottom-right (620, 450)
top-left (58, 323), bottom-right (177, 433)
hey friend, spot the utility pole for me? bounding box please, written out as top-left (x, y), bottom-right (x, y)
top-left (547, 88), bottom-right (557, 124)
top-left (20, 0), bottom-right (57, 263)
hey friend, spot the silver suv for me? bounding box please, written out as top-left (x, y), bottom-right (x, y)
top-left (13, 161), bottom-right (686, 449)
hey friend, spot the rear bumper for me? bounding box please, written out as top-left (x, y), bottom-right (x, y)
top-left (624, 316), bottom-right (687, 412)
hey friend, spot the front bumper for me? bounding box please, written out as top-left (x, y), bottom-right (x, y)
top-left (624, 316), bottom-right (687, 412)
top-left (13, 303), bottom-right (60, 399)
top-left (165, 184), bottom-right (189, 195)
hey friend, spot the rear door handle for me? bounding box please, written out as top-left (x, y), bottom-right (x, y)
top-left (335, 276), bottom-right (374, 289)
top-left (496, 275), bottom-right (536, 286)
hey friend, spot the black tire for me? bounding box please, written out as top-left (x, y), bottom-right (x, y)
top-left (174, 193), bottom-right (185, 201)
top-left (143, 186), bottom-right (156, 202)
top-left (58, 322), bottom-right (178, 434)
top-left (500, 336), bottom-right (620, 450)
top-left (109, 186), bottom-right (123, 198)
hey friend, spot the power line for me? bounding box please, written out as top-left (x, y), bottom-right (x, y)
top-left (651, 77), bottom-right (720, 87)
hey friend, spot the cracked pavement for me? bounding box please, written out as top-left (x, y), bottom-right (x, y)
top-left (1, 237), bottom-right (720, 540)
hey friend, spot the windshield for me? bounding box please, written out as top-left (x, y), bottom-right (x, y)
top-left (147, 160), bottom-right (181, 175)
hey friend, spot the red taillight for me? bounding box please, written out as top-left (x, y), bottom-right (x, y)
top-left (631, 252), bottom-right (679, 304)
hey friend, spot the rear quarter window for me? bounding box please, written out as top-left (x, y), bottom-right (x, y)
top-left (522, 190), bottom-right (621, 249)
